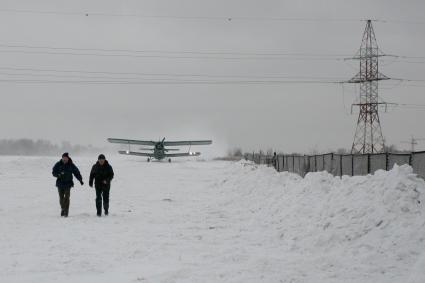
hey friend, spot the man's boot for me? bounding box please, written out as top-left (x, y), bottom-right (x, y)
top-left (96, 201), bottom-right (102, 217)
top-left (63, 188), bottom-right (70, 218)
top-left (61, 210), bottom-right (65, 217)
top-left (103, 189), bottom-right (110, 216)
top-left (104, 200), bottom-right (109, 216)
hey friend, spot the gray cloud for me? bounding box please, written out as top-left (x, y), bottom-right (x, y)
top-left (0, 0), bottom-right (424, 154)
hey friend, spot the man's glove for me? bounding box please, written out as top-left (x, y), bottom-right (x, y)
top-left (80, 180), bottom-right (84, 186)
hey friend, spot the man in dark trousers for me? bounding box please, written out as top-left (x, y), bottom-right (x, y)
top-left (89, 154), bottom-right (114, 217)
top-left (52, 152), bottom-right (84, 217)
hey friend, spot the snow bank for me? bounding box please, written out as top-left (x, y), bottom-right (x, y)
top-left (219, 161), bottom-right (425, 282)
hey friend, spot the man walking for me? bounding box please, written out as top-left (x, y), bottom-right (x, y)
top-left (52, 152), bottom-right (84, 217)
top-left (89, 154), bottom-right (114, 217)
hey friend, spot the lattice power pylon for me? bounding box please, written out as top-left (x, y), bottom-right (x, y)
top-left (348, 20), bottom-right (390, 154)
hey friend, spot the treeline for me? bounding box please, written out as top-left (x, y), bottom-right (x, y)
top-left (215, 147), bottom-right (244, 161)
top-left (0, 139), bottom-right (102, 156)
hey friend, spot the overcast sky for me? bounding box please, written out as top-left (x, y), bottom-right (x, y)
top-left (0, 0), bottom-right (424, 155)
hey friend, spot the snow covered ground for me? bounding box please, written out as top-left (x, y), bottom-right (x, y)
top-left (1, 156), bottom-right (425, 283)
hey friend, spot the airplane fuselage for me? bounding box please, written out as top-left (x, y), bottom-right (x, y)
top-left (153, 142), bottom-right (166, 160)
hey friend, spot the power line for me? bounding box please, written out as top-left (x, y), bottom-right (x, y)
top-left (0, 69), bottom-right (346, 81)
top-left (398, 55), bottom-right (425, 59)
top-left (387, 55), bottom-right (425, 65)
top-left (390, 78), bottom-right (425, 83)
top-left (0, 71), bottom-right (422, 90)
top-left (0, 66), bottom-right (348, 80)
top-left (1, 8), bottom-right (424, 25)
top-left (1, 43), bottom-right (424, 64)
top-left (375, 19), bottom-right (425, 25)
top-left (399, 79), bottom-right (425, 82)
top-left (0, 49), bottom-right (347, 61)
top-left (0, 78), bottom-right (342, 85)
top-left (2, 8), bottom-right (425, 26)
top-left (401, 60), bottom-right (425, 64)
top-left (0, 43), bottom-right (349, 57)
top-left (0, 66), bottom-right (423, 86)
top-left (0, 8), bottom-right (368, 22)
top-left (392, 103), bottom-right (425, 108)
top-left (397, 84), bottom-right (425, 88)
top-left (1, 43), bottom-right (424, 59)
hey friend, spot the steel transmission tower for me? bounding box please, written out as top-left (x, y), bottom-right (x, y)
top-left (348, 20), bottom-right (390, 154)
top-left (401, 136), bottom-right (425, 152)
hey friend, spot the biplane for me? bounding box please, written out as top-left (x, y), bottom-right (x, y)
top-left (107, 138), bottom-right (212, 162)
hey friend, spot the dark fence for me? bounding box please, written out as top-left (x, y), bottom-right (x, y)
top-left (245, 151), bottom-right (425, 179)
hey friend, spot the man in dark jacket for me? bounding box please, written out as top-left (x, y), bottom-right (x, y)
top-left (89, 154), bottom-right (114, 217)
top-left (52, 152), bottom-right (84, 217)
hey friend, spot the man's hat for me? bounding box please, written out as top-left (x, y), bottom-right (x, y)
top-left (62, 152), bottom-right (69, 158)
top-left (98, 154), bottom-right (106, 160)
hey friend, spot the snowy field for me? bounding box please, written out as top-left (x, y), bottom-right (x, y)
top-left (1, 156), bottom-right (425, 283)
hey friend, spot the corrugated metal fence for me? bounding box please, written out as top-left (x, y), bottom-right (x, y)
top-left (245, 151), bottom-right (425, 179)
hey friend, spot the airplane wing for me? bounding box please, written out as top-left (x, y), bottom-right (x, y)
top-left (108, 138), bottom-right (156, 146)
top-left (163, 140), bottom-right (212, 146)
top-left (164, 152), bottom-right (201, 157)
top-left (118, 151), bottom-right (155, 157)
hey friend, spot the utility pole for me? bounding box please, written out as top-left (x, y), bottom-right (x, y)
top-left (347, 20), bottom-right (390, 154)
top-left (401, 136), bottom-right (425, 152)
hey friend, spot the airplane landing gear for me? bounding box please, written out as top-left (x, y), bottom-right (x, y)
top-left (147, 158), bottom-right (151, 162)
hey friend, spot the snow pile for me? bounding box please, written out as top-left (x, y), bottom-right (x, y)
top-left (1, 156), bottom-right (425, 282)
top-left (218, 161), bottom-right (425, 282)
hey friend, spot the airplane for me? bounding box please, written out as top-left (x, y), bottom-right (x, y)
top-left (107, 137), bottom-right (212, 162)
